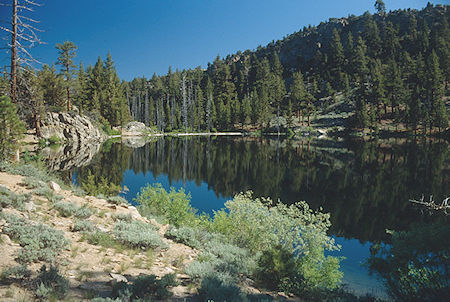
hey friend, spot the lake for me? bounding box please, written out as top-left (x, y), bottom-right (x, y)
top-left (68, 136), bottom-right (449, 297)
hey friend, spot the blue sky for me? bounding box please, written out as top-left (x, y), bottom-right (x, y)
top-left (0, 0), bottom-right (447, 80)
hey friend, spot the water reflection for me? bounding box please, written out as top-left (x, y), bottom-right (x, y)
top-left (73, 137), bottom-right (448, 244)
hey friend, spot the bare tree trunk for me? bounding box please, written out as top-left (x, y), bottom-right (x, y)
top-left (10, 0), bottom-right (17, 103)
top-left (34, 111), bottom-right (41, 136)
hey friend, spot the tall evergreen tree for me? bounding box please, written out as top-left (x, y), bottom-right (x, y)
top-left (55, 41), bottom-right (77, 111)
top-left (0, 95), bottom-right (25, 161)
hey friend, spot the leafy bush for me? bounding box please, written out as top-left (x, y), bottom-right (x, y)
top-left (1, 213), bottom-right (69, 263)
top-left (113, 221), bottom-right (167, 250)
top-left (135, 184), bottom-right (197, 227)
top-left (72, 220), bottom-right (96, 232)
top-left (54, 201), bottom-right (92, 218)
top-left (112, 274), bottom-right (178, 300)
top-left (34, 265), bottom-right (69, 300)
top-left (107, 196), bottom-right (128, 205)
top-left (256, 245), bottom-right (306, 293)
top-left (210, 192), bottom-right (342, 291)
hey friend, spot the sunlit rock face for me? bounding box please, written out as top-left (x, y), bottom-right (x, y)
top-left (40, 112), bottom-right (104, 171)
top-left (40, 112), bottom-right (104, 145)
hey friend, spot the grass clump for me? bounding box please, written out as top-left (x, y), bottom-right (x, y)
top-left (1, 213), bottom-right (69, 263)
top-left (72, 220), bottom-right (96, 232)
top-left (113, 220), bottom-right (167, 250)
top-left (54, 201), bottom-right (92, 218)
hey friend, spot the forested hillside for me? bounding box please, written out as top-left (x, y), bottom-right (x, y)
top-left (126, 3), bottom-right (449, 134)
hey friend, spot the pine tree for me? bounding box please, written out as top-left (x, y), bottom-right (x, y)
top-left (0, 95), bottom-right (25, 161)
top-left (374, 0), bottom-right (386, 15)
top-left (426, 51), bottom-right (446, 131)
top-left (329, 29), bottom-right (345, 73)
top-left (75, 62), bottom-right (88, 113)
top-left (369, 60), bottom-right (386, 120)
top-left (56, 41), bottom-right (77, 111)
top-left (38, 64), bottom-right (65, 109)
top-left (291, 71), bottom-right (313, 126)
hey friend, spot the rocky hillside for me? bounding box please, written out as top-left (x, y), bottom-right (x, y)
top-left (228, 4), bottom-right (448, 74)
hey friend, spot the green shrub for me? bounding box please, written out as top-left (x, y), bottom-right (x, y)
top-left (22, 176), bottom-right (46, 190)
top-left (33, 186), bottom-right (63, 203)
top-left (1, 265), bottom-right (31, 280)
top-left (1, 213), bottom-right (69, 263)
top-left (54, 201), bottom-right (92, 218)
top-left (34, 265), bottom-right (69, 300)
top-left (72, 220), bottom-right (96, 232)
top-left (0, 185), bottom-right (29, 210)
top-left (82, 231), bottom-right (117, 248)
top-left (256, 245), bottom-right (305, 293)
top-left (113, 221), bottom-right (167, 250)
top-left (48, 135), bottom-right (61, 145)
top-left (210, 192), bottom-right (342, 291)
top-left (0, 162), bottom-right (58, 184)
top-left (164, 225), bottom-right (216, 249)
top-left (135, 184), bottom-right (197, 227)
top-left (185, 238), bottom-right (257, 289)
top-left (112, 213), bottom-right (133, 222)
top-left (197, 274), bottom-right (247, 302)
top-left (107, 196), bottom-right (128, 205)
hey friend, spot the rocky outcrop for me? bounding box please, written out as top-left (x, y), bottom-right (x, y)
top-left (41, 112), bottom-right (104, 145)
top-left (121, 121), bottom-right (156, 137)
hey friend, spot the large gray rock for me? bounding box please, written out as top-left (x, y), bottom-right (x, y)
top-left (40, 112), bottom-right (104, 146)
top-left (123, 121), bottom-right (147, 133)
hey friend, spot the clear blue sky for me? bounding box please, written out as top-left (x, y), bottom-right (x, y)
top-left (0, 0), bottom-right (447, 80)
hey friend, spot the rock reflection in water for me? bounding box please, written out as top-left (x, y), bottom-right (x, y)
top-left (42, 142), bottom-right (102, 171)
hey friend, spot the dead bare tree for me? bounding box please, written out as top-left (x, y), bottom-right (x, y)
top-left (410, 195), bottom-right (450, 216)
top-left (1, 0), bottom-right (44, 103)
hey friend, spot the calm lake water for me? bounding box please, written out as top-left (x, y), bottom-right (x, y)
top-left (69, 136), bottom-right (449, 297)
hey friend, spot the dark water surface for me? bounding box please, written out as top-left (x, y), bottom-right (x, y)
top-left (71, 136), bottom-right (449, 297)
